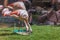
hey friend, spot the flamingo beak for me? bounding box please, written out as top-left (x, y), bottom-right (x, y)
top-left (3, 14), bottom-right (6, 16)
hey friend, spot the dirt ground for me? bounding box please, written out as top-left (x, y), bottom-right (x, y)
top-left (0, 23), bottom-right (9, 28)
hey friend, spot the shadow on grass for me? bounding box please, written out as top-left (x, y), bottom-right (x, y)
top-left (0, 30), bottom-right (11, 32)
top-left (0, 33), bottom-right (19, 36)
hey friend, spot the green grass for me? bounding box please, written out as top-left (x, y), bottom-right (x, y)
top-left (0, 25), bottom-right (60, 40)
